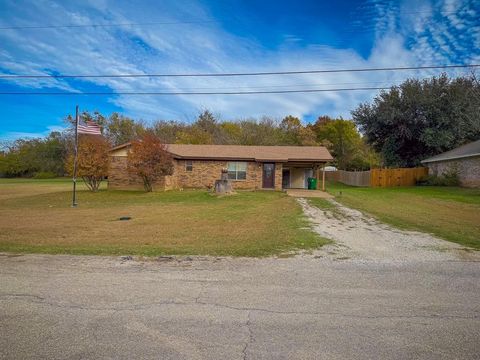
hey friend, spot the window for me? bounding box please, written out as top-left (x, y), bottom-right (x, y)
top-left (185, 160), bottom-right (193, 171)
top-left (227, 162), bottom-right (247, 180)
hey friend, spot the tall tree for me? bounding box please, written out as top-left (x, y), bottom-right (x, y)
top-left (0, 131), bottom-right (69, 177)
top-left (311, 116), bottom-right (377, 170)
top-left (175, 127), bottom-right (214, 144)
top-left (68, 111), bottom-right (146, 146)
top-left (220, 121), bottom-right (243, 144)
top-left (279, 115), bottom-right (319, 145)
top-left (152, 120), bottom-right (186, 143)
top-left (194, 110), bottom-right (230, 144)
top-left (237, 117), bottom-right (283, 145)
top-left (352, 74), bottom-right (480, 167)
top-left (279, 115), bottom-right (302, 144)
top-left (103, 113), bottom-right (146, 146)
top-left (127, 134), bottom-right (174, 192)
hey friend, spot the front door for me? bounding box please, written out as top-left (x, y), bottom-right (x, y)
top-left (262, 163), bottom-right (275, 189)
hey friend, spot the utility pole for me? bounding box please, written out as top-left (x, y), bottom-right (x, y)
top-left (72, 105), bottom-right (79, 207)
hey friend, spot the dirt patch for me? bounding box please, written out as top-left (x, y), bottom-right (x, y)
top-left (299, 198), bottom-right (479, 262)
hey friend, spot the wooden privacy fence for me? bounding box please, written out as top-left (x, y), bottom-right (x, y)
top-left (325, 167), bottom-right (428, 187)
top-left (325, 170), bottom-right (371, 187)
top-left (370, 167), bottom-right (428, 187)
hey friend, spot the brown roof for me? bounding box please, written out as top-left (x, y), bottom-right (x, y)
top-left (110, 143), bottom-right (333, 162)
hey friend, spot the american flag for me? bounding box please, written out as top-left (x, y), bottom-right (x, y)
top-left (77, 119), bottom-right (102, 135)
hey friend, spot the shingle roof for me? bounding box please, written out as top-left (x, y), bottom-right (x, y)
top-left (421, 139), bottom-right (480, 163)
top-left (110, 143), bottom-right (333, 162)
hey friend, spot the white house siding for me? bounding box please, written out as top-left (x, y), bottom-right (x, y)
top-left (287, 168), bottom-right (313, 189)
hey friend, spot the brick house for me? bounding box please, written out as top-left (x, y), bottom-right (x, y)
top-left (108, 143), bottom-right (333, 191)
top-left (421, 139), bottom-right (480, 188)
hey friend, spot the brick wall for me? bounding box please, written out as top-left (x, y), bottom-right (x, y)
top-left (176, 159), bottom-right (264, 190)
top-left (427, 156), bottom-right (480, 188)
top-left (108, 156), bottom-right (285, 191)
top-left (274, 163), bottom-right (283, 190)
top-left (108, 156), bottom-right (174, 191)
top-left (108, 156), bottom-right (144, 190)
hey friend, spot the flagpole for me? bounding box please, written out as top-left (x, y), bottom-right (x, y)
top-left (72, 105), bottom-right (79, 207)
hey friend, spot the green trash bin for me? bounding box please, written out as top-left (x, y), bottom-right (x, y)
top-left (307, 177), bottom-right (317, 190)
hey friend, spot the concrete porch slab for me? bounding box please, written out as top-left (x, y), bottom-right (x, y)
top-left (285, 189), bottom-right (334, 199)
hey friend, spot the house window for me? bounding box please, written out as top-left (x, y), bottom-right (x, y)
top-left (227, 162), bottom-right (247, 180)
top-left (185, 160), bottom-right (193, 171)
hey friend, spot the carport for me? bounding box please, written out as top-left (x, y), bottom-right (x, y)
top-left (281, 162), bottom-right (326, 191)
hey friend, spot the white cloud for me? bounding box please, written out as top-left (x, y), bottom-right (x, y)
top-left (0, 124), bottom-right (67, 140)
top-left (0, 0), bottom-right (478, 126)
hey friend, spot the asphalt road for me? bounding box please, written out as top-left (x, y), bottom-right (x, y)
top-left (1, 253), bottom-right (479, 359)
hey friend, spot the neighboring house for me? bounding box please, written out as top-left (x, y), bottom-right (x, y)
top-left (108, 143), bottom-right (333, 191)
top-left (421, 139), bottom-right (480, 188)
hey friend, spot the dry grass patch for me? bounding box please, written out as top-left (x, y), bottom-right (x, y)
top-left (0, 179), bottom-right (329, 256)
top-left (0, 178), bottom-right (89, 200)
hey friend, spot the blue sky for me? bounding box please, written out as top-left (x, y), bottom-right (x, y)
top-left (0, 0), bottom-right (479, 140)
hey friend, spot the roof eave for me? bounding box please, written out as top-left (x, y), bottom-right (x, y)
top-left (421, 153), bottom-right (480, 163)
top-left (254, 158), bottom-right (288, 162)
top-left (174, 155), bottom-right (257, 161)
top-left (285, 157), bottom-right (332, 162)
top-left (109, 142), bottom-right (131, 152)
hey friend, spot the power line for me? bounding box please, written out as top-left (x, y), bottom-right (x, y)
top-left (0, 20), bottom-right (216, 30)
top-left (137, 80), bottom-right (403, 91)
top-left (47, 80), bottom-right (402, 93)
top-left (0, 86), bottom-right (390, 96)
top-left (1, 64), bottom-right (478, 79)
top-left (0, 8), bottom-right (471, 31)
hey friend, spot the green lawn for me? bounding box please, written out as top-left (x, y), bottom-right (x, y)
top-left (0, 178), bottom-right (329, 257)
top-left (323, 181), bottom-right (480, 249)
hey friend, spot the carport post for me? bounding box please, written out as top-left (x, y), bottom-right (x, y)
top-left (322, 166), bottom-right (326, 191)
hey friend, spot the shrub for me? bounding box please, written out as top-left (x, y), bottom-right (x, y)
top-left (33, 171), bottom-right (57, 179)
top-left (442, 167), bottom-right (461, 186)
top-left (415, 176), bottom-right (430, 186)
top-left (416, 167), bottom-right (460, 186)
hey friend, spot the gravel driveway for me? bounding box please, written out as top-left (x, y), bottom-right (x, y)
top-left (298, 198), bottom-right (478, 262)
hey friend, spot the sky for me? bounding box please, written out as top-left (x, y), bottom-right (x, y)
top-left (0, 0), bottom-right (479, 140)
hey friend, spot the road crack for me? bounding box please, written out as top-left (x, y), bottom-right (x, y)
top-left (242, 311), bottom-right (253, 360)
top-left (1, 293), bottom-right (477, 321)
